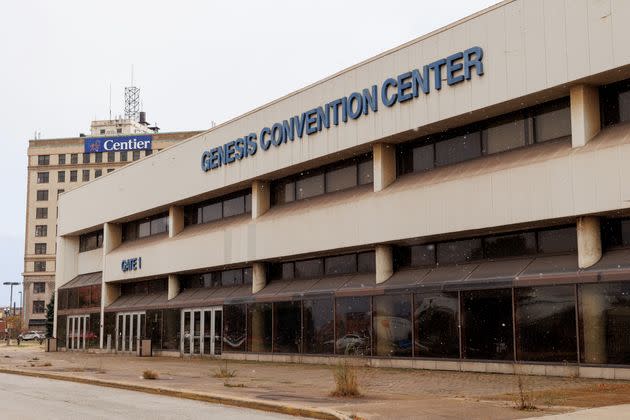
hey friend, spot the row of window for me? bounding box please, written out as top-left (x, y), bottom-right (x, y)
top-left (272, 155), bottom-right (373, 205)
top-left (37, 168), bottom-right (115, 184)
top-left (79, 230), bottom-right (104, 253)
top-left (395, 226), bottom-right (577, 268)
top-left (120, 278), bottom-right (168, 296)
top-left (57, 285), bottom-right (102, 310)
top-left (268, 251), bottom-right (375, 281)
top-left (181, 268), bottom-right (253, 289)
top-left (220, 281), bottom-right (630, 365)
top-left (184, 190), bottom-right (252, 227)
top-left (122, 213), bottom-right (169, 242)
top-left (36, 150), bottom-right (159, 166)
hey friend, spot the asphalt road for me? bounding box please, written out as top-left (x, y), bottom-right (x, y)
top-left (0, 373), bottom-right (308, 419)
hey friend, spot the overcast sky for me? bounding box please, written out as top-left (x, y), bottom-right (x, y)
top-left (0, 0), bottom-right (499, 306)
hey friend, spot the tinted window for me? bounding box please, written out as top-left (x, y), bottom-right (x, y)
top-left (535, 106), bottom-right (571, 142)
top-left (296, 173), bottom-right (324, 200)
top-left (437, 238), bottom-right (483, 264)
top-left (303, 298), bottom-right (334, 354)
top-left (435, 132), bottom-right (481, 167)
top-left (224, 305), bottom-right (247, 352)
top-left (325, 254), bottom-right (356, 276)
top-left (357, 251), bottom-right (376, 273)
top-left (412, 144), bottom-right (434, 172)
top-left (273, 301), bottom-right (301, 353)
top-left (325, 165), bottom-right (356, 193)
top-left (335, 296), bottom-right (372, 356)
top-left (221, 269), bottom-right (243, 286)
top-left (294, 258), bottom-right (324, 278)
top-left (462, 289), bottom-right (513, 360)
top-left (485, 232), bottom-right (537, 259)
top-left (357, 160), bottom-right (373, 185)
top-left (537, 227), bottom-right (577, 254)
top-left (414, 292), bottom-right (460, 358)
top-left (373, 294), bottom-right (412, 357)
top-left (482, 118), bottom-right (527, 155)
top-left (515, 286), bottom-right (577, 362)
top-left (223, 196), bottom-right (245, 218)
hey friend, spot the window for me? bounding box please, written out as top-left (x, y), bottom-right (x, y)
top-left (579, 282), bottom-right (630, 364)
top-left (485, 232), bottom-right (537, 259)
top-left (122, 213), bottom-right (168, 241)
top-left (223, 305), bottom-right (247, 352)
top-left (601, 79), bottom-right (630, 127)
top-left (33, 261), bottom-right (46, 272)
top-left (335, 296), bottom-right (372, 355)
top-left (537, 227), bottom-right (577, 254)
top-left (414, 292), bottom-right (460, 358)
top-left (398, 98), bottom-right (570, 175)
top-left (373, 294), bottom-right (412, 357)
top-left (515, 285), bottom-right (577, 362)
top-left (37, 155), bottom-right (50, 165)
top-left (248, 303), bottom-right (272, 352)
top-left (94, 152), bottom-right (103, 163)
top-left (32, 301), bottom-right (45, 314)
top-left (70, 153), bottom-right (78, 164)
top-left (132, 150), bottom-right (141, 161)
top-left (437, 238), bottom-right (483, 264)
top-left (100, 129), bottom-right (106, 134)
top-left (57, 189), bottom-right (64, 197)
top-left (36, 190), bottom-right (48, 201)
top-left (58, 154), bottom-right (66, 165)
top-left (324, 254), bottom-right (356, 276)
top-left (462, 289), bottom-right (513, 360)
top-left (57, 170), bottom-right (65, 182)
top-left (82, 169), bottom-right (90, 181)
top-left (145, 149), bottom-right (153, 156)
top-left (34, 243), bottom-right (47, 254)
top-left (35, 225), bottom-right (47, 237)
top-left (37, 172), bottom-right (49, 183)
top-left (180, 267), bottom-right (251, 289)
top-left (79, 230), bottom-right (104, 252)
top-left (82, 153), bottom-right (90, 164)
top-left (601, 217), bottom-right (630, 249)
top-left (120, 151), bottom-right (128, 162)
top-left (273, 301), bottom-right (301, 353)
top-left (270, 251), bottom-right (374, 280)
top-left (272, 154), bottom-right (373, 205)
top-left (35, 208), bottom-right (48, 219)
top-left (303, 298), bottom-right (334, 354)
top-left (107, 151), bottom-right (115, 162)
top-left (107, 168), bottom-right (114, 173)
top-left (33, 282), bottom-right (45, 294)
top-left (184, 190), bottom-right (252, 226)
top-left (295, 258), bottom-right (324, 278)
top-left (95, 169), bottom-right (102, 178)
top-left (70, 170), bottom-right (77, 182)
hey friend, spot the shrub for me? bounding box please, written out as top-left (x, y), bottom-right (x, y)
top-left (331, 359), bottom-right (361, 397)
top-left (213, 361), bottom-right (236, 379)
top-left (142, 369), bottom-right (159, 380)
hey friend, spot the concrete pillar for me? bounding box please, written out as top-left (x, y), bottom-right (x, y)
top-left (169, 205), bottom-right (184, 237)
top-left (168, 274), bottom-right (181, 300)
top-left (577, 216), bottom-right (602, 269)
top-left (375, 245), bottom-right (394, 284)
top-left (54, 235), bottom-right (79, 337)
top-left (250, 305), bottom-right (265, 352)
top-left (373, 143), bottom-right (397, 192)
top-left (252, 262), bottom-right (267, 293)
top-left (581, 285), bottom-right (607, 364)
top-left (100, 222), bottom-right (121, 348)
top-left (570, 84), bottom-right (600, 148)
top-left (102, 283), bottom-right (121, 307)
top-left (103, 222), bottom-right (122, 254)
top-left (252, 180), bottom-right (270, 219)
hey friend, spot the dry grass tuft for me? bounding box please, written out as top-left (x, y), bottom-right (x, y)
top-left (515, 372), bottom-right (537, 411)
top-left (42, 362), bottom-right (52, 367)
top-left (142, 369), bottom-right (159, 380)
top-left (331, 359), bottom-right (361, 398)
top-left (213, 360), bottom-right (237, 379)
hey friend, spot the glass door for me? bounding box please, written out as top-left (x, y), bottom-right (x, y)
top-left (181, 307), bottom-right (222, 356)
top-left (67, 315), bottom-right (89, 350)
top-left (115, 312), bottom-right (145, 352)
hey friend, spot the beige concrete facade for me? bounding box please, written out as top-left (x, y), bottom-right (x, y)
top-left (52, 0), bottom-right (630, 378)
top-left (24, 129), bottom-right (202, 331)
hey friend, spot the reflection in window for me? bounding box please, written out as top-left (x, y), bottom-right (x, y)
top-left (482, 119), bottom-right (527, 154)
top-left (515, 286), bottom-right (576, 362)
top-left (335, 297), bottom-right (371, 356)
top-left (485, 232), bottom-right (536, 259)
top-left (537, 227), bottom-right (577, 254)
top-left (273, 301), bottom-right (301, 353)
top-left (122, 213), bottom-right (168, 242)
top-left (224, 305), bottom-right (247, 352)
top-left (462, 289), bottom-right (513, 360)
top-left (184, 189), bottom-right (251, 226)
top-left (414, 292), bottom-right (460, 358)
top-left (436, 239), bottom-right (483, 264)
top-left (248, 303), bottom-right (272, 352)
top-left (435, 132), bottom-right (481, 167)
top-left (296, 173), bottom-right (325, 200)
top-left (579, 282), bottom-right (630, 365)
top-left (303, 298), bottom-right (334, 354)
top-left (373, 294), bottom-right (412, 357)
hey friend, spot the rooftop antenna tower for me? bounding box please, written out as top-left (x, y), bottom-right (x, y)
top-left (124, 65), bottom-right (140, 121)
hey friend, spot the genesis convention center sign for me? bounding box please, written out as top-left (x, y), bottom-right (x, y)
top-left (201, 46), bottom-right (484, 172)
top-left (84, 134), bottom-right (153, 154)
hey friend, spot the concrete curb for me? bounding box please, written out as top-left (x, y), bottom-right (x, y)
top-left (0, 368), bottom-right (350, 420)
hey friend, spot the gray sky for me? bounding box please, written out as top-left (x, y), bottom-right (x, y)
top-left (0, 0), bottom-right (500, 305)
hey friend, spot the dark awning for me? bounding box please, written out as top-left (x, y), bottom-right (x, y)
top-left (105, 292), bottom-right (168, 312)
top-left (59, 272), bottom-right (102, 290)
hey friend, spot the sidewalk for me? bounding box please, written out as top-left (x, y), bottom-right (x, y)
top-left (1, 344), bottom-right (629, 419)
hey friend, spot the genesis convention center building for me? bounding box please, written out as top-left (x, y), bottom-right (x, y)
top-left (54, 0), bottom-right (630, 379)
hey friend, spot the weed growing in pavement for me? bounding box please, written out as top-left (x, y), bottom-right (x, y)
top-left (213, 360), bottom-right (236, 379)
top-left (331, 359), bottom-right (361, 397)
top-left (42, 362), bottom-right (52, 367)
top-left (142, 369), bottom-right (159, 380)
top-left (513, 366), bottom-right (536, 411)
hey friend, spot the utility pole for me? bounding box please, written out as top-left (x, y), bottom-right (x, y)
top-left (3, 282), bottom-right (19, 316)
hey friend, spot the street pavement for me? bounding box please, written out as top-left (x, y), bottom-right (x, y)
top-left (0, 373), bottom-right (307, 419)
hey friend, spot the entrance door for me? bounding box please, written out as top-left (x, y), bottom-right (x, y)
top-left (181, 307), bottom-right (222, 356)
top-left (115, 312), bottom-right (145, 352)
top-left (66, 315), bottom-right (89, 350)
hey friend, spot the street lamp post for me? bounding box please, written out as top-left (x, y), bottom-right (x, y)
top-left (3, 282), bottom-right (19, 316)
